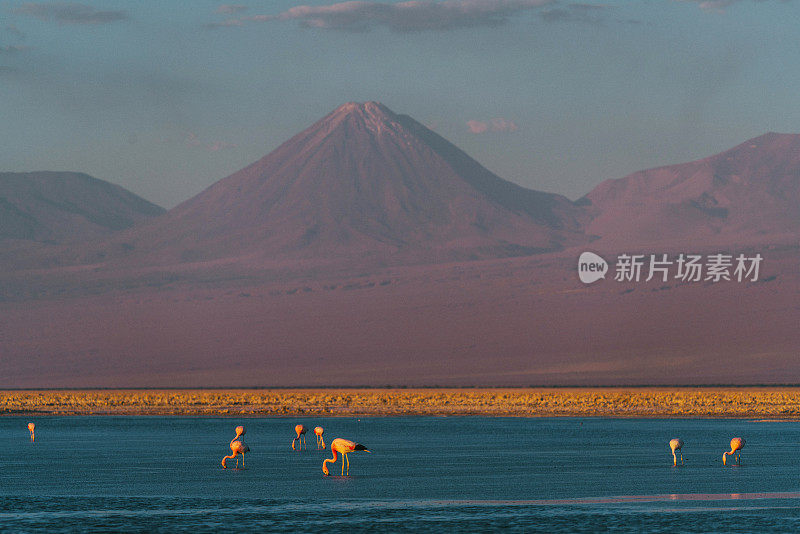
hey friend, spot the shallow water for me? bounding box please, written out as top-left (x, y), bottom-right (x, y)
top-left (2, 417), bottom-right (800, 531)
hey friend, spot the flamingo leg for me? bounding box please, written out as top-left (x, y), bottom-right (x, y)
top-left (680, 451), bottom-right (684, 465)
top-left (341, 455), bottom-right (345, 476)
top-left (242, 453), bottom-right (245, 468)
top-left (346, 453), bottom-right (350, 475)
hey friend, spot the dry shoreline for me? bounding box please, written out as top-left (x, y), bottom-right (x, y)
top-left (4, 388), bottom-right (800, 418)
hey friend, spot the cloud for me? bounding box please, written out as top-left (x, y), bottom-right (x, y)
top-left (489, 117), bottom-right (518, 132)
top-left (205, 18), bottom-right (245, 29)
top-left (208, 141), bottom-right (237, 151)
top-left (539, 2), bottom-right (608, 23)
top-left (468, 117), bottom-right (518, 134)
top-left (0, 65), bottom-right (21, 76)
top-left (5, 25), bottom-right (27, 41)
top-left (677, 0), bottom-right (791, 12)
top-left (14, 3), bottom-right (129, 25)
top-left (217, 4), bottom-right (248, 14)
top-left (186, 132), bottom-right (237, 152)
top-left (216, 0), bottom-right (554, 32)
top-left (186, 132), bottom-right (203, 148)
top-left (0, 45), bottom-right (26, 54)
top-left (467, 120), bottom-right (488, 133)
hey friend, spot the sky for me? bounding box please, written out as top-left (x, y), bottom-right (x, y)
top-left (1, 0), bottom-right (799, 208)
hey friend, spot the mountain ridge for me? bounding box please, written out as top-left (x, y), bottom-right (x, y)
top-left (0, 171), bottom-right (164, 244)
top-left (582, 132), bottom-right (800, 247)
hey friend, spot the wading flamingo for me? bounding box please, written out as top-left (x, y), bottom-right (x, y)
top-left (292, 424), bottom-right (308, 450)
top-left (314, 426), bottom-right (325, 449)
top-left (221, 425), bottom-right (250, 469)
top-left (669, 438), bottom-right (683, 466)
top-left (322, 438), bottom-right (369, 476)
top-left (723, 437), bottom-right (745, 466)
top-left (27, 422), bottom-right (35, 442)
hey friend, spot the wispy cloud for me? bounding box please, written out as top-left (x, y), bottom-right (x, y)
top-left (14, 3), bottom-right (129, 25)
top-left (467, 117), bottom-right (518, 134)
top-left (0, 65), bottom-right (21, 76)
top-left (539, 2), bottom-right (607, 23)
top-left (5, 24), bottom-right (27, 40)
top-left (205, 18), bottom-right (245, 29)
top-left (0, 45), bottom-right (27, 54)
top-left (677, 0), bottom-right (791, 13)
top-left (467, 120), bottom-right (489, 134)
top-left (186, 132), bottom-right (237, 152)
top-left (217, 4), bottom-right (248, 14)
top-left (208, 141), bottom-right (237, 151)
top-left (211, 0), bottom-right (555, 32)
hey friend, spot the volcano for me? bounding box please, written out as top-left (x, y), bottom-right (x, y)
top-left (115, 102), bottom-right (586, 267)
top-left (583, 133), bottom-right (800, 248)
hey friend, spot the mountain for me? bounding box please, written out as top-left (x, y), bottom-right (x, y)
top-left (0, 171), bottom-right (164, 244)
top-left (583, 133), bottom-right (800, 248)
top-left (111, 102), bottom-right (586, 267)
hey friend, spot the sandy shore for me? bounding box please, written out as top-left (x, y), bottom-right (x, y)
top-left (3, 388), bottom-right (800, 418)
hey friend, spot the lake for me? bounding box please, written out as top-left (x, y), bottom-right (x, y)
top-left (2, 416), bottom-right (800, 532)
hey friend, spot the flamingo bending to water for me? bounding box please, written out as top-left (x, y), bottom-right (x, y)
top-left (292, 425), bottom-right (308, 450)
top-left (723, 437), bottom-right (745, 466)
top-left (669, 438), bottom-right (683, 466)
top-left (222, 425), bottom-right (250, 469)
top-left (27, 422), bottom-right (35, 442)
top-left (322, 438), bottom-right (369, 476)
top-left (314, 426), bottom-right (325, 449)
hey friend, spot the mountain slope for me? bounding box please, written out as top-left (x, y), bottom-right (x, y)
top-left (114, 102), bottom-right (586, 267)
top-left (0, 171), bottom-right (164, 244)
top-left (583, 133), bottom-right (800, 248)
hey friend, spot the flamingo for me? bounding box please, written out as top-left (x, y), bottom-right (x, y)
top-left (723, 437), bottom-right (745, 466)
top-left (322, 438), bottom-right (369, 476)
top-left (292, 424), bottom-right (308, 450)
top-left (669, 438), bottom-right (683, 466)
top-left (27, 422), bottom-right (35, 442)
top-left (221, 425), bottom-right (250, 469)
top-left (314, 426), bottom-right (325, 449)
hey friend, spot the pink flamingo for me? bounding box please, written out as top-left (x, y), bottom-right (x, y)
top-left (27, 422), bottom-right (35, 442)
top-left (314, 426), bottom-right (325, 449)
top-left (221, 425), bottom-right (250, 469)
top-left (669, 438), bottom-right (683, 466)
top-left (322, 438), bottom-right (369, 476)
top-left (292, 424), bottom-right (308, 450)
top-left (723, 437), bottom-right (745, 466)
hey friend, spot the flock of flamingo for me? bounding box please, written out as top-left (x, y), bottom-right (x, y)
top-left (220, 423), bottom-right (370, 476)
top-left (668, 437), bottom-right (746, 466)
top-left (23, 421), bottom-right (743, 473)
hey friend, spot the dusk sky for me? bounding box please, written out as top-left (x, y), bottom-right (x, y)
top-left (1, 0), bottom-right (798, 208)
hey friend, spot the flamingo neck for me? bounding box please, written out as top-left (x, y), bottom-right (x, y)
top-left (323, 448), bottom-right (339, 471)
top-left (222, 453), bottom-right (236, 468)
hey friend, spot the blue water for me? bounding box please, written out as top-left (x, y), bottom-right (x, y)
top-left (2, 417), bottom-right (800, 532)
